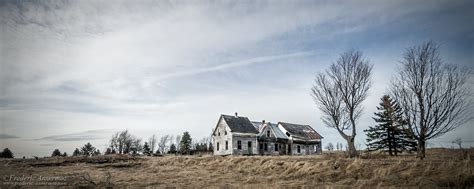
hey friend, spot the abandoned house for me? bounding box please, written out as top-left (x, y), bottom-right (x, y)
top-left (212, 113), bottom-right (323, 155)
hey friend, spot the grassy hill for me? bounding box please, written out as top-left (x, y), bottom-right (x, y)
top-left (1, 148), bottom-right (473, 188)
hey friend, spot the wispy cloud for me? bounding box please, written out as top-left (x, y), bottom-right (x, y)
top-left (36, 130), bottom-right (111, 142)
top-left (0, 134), bottom-right (19, 139)
top-left (158, 52), bottom-right (312, 80)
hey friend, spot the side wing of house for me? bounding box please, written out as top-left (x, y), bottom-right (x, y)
top-left (277, 122), bottom-right (323, 155)
top-left (258, 122), bottom-right (289, 155)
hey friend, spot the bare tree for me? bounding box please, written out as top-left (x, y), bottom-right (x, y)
top-left (452, 138), bottom-right (463, 149)
top-left (109, 130), bottom-right (142, 154)
top-left (325, 142), bottom-right (334, 151)
top-left (390, 41), bottom-right (471, 159)
top-left (311, 50), bottom-right (373, 157)
top-left (158, 135), bottom-right (171, 154)
top-left (148, 134), bottom-right (157, 153)
top-left (175, 135), bottom-right (181, 152)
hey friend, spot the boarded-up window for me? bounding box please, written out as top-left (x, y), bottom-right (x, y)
top-left (237, 140), bottom-right (242, 150)
top-left (274, 143), bottom-right (278, 151)
top-left (225, 141), bottom-right (228, 150)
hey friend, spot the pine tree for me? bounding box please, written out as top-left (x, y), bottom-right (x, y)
top-left (1, 148), bottom-right (14, 158)
top-left (81, 142), bottom-right (96, 156)
top-left (180, 131), bottom-right (192, 155)
top-left (52, 149), bottom-right (62, 157)
top-left (73, 148), bottom-right (82, 156)
top-left (168, 144), bottom-right (177, 154)
top-left (143, 142), bottom-right (151, 156)
top-left (364, 95), bottom-right (417, 155)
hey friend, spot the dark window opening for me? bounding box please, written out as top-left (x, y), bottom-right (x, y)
top-left (225, 130), bottom-right (227, 135)
top-left (297, 145), bottom-right (301, 153)
top-left (266, 130), bottom-right (270, 137)
top-left (264, 143), bottom-right (268, 151)
top-left (237, 140), bottom-right (242, 150)
top-left (248, 141), bottom-right (252, 148)
top-left (217, 142), bottom-right (219, 151)
top-left (218, 131), bottom-right (220, 136)
top-left (286, 132), bottom-right (290, 137)
top-left (275, 143), bottom-right (278, 151)
top-left (259, 143), bottom-right (263, 150)
top-left (225, 141), bottom-right (228, 150)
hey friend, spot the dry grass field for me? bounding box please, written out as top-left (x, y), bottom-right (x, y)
top-left (1, 148), bottom-right (473, 188)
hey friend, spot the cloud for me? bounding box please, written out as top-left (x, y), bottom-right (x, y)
top-left (36, 130), bottom-right (111, 142)
top-left (0, 0), bottom-right (472, 157)
top-left (0, 134), bottom-right (19, 139)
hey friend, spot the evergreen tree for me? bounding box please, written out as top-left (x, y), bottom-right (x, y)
top-left (81, 142), bottom-right (96, 156)
top-left (143, 142), bottom-right (151, 156)
top-left (51, 149), bottom-right (62, 157)
top-left (168, 144), bottom-right (177, 154)
top-left (62, 152), bottom-right (68, 157)
top-left (364, 95), bottom-right (417, 155)
top-left (1, 148), bottom-right (14, 158)
top-left (93, 149), bottom-right (101, 156)
top-left (73, 148), bottom-right (82, 156)
top-left (180, 131), bottom-right (192, 155)
top-left (105, 148), bottom-right (113, 155)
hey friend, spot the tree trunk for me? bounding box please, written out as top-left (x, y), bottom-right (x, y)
top-left (417, 139), bottom-right (426, 160)
top-left (346, 137), bottom-right (358, 157)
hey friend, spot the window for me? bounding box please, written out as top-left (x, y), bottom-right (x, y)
top-left (218, 129), bottom-right (220, 136)
top-left (217, 142), bottom-right (219, 151)
top-left (264, 143), bottom-right (268, 151)
top-left (225, 141), bottom-right (228, 150)
top-left (237, 140), bottom-right (242, 150)
top-left (275, 143), bottom-right (278, 151)
top-left (297, 145), bottom-right (301, 153)
top-left (225, 130), bottom-right (227, 135)
top-left (248, 141), bottom-right (252, 148)
top-left (259, 143), bottom-right (263, 150)
top-left (266, 130), bottom-right (270, 137)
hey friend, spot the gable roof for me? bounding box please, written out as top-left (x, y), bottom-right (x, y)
top-left (278, 122), bottom-right (323, 140)
top-left (257, 122), bottom-right (289, 139)
top-left (221, 114), bottom-right (259, 134)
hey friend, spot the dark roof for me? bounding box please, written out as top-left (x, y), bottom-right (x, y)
top-left (278, 122), bottom-right (323, 140)
top-left (222, 115), bottom-right (259, 134)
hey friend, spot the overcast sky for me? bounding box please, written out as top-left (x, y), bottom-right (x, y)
top-left (1, 0), bottom-right (473, 157)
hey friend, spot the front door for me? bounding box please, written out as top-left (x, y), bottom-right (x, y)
top-left (247, 141), bottom-right (252, 154)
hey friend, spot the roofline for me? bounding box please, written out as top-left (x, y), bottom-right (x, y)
top-left (277, 122), bottom-right (324, 139)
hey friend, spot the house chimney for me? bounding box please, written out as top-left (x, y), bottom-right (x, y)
top-left (235, 112), bottom-right (238, 118)
top-left (262, 120), bottom-right (265, 124)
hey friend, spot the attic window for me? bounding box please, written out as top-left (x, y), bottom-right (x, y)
top-left (225, 130), bottom-right (227, 135)
top-left (266, 130), bottom-right (270, 137)
top-left (286, 132), bottom-right (290, 137)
